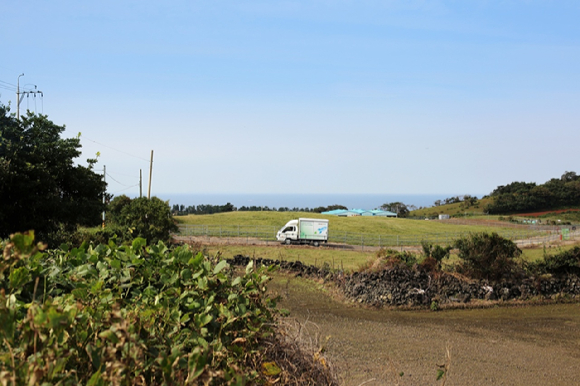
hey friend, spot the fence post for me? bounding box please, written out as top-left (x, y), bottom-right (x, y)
top-left (379, 234), bottom-right (381, 248)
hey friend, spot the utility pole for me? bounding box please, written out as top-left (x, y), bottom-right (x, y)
top-left (139, 169), bottom-right (142, 198)
top-left (16, 74), bottom-right (43, 120)
top-left (16, 73), bottom-right (23, 121)
top-left (102, 165), bottom-right (106, 229)
top-left (147, 150), bottom-right (153, 199)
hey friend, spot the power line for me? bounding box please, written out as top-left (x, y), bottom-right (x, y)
top-left (111, 184), bottom-right (140, 195)
top-left (106, 171), bottom-right (137, 187)
top-left (107, 170), bottom-right (140, 178)
top-left (0, 80), bottom-right (17, 89)
top-left (80, 134), bottom-right (151, 163)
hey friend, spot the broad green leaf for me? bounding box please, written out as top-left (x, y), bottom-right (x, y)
top-left (195, 313), bottom-right (212, 327)
top-left (11, 232), bottom-right (35, 254)
top-left (87, 370), bottom-right (104, 386)
top-left (99, 330), bottom-right (120, 344)
top-left (188, 252), bottom-right (204, 268)
top-left (110, 259), bottom-right (121, 270)
top-left (132, 237), bottom-right (147, 252)
top-left (213, 260), bottom-right (228, 275)
top-left (9, 267), bottom-right (30, 289)
top-left (245, 260), bottom-right (254, 274)
top-left (180, 268), bottom-right (192, 280)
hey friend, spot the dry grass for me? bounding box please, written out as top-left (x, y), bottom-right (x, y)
top-left (260, 318), bottom-right (339, 385)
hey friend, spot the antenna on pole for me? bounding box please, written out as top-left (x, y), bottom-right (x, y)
top-left (140, 169), bottom-right (142, 198)
top-left (16, 74), bottom-right (43, 120)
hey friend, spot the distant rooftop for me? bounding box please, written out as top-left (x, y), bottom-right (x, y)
top-left (320, 209), bottom-right (397, 217)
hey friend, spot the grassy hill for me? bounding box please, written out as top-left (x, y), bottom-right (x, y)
top-left (409, 197), bottom-right (494, 218)
top-left (176, 210), bottom-right (518, 236)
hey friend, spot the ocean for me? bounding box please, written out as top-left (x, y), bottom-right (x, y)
top-left (157, 193), bottom-right (468, 210)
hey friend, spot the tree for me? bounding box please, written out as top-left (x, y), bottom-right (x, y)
top-left (0, 105), bottom-right (106, 240)
top-left (561, 171), bottom-right (579, 182)
top-left (108, 195), bottom-right (178, 244)
top-left (380, 202), bottom-right (409, 217)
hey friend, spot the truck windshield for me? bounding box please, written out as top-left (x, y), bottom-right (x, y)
top-left (283, 226), bottom-right (294, 233)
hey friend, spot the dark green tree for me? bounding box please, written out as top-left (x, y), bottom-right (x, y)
top-left (0, 105), bottom-right (106, 240)
top-left (381, 202), bottom-right (409, 217)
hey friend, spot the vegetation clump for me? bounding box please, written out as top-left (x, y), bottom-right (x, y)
top-left (0, 105), bottom-right (106, 245)
top-left (108, 194), bottom-right (178, 244)
top-left (361, 248), bottom-right (418, 272)
top-left (453, 232), bottom-right (522, 281)
top-left (529, 246), bottom-right (580, 276)
top-left (0, 231), bottom-right (336, 385)
top-left (421, 241), bottom-right (452, 271)
top-left (486, 171), bottom-right (580, 214)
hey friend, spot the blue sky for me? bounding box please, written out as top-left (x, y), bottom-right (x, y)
top-left (1, 1), bottom-right (579, 198)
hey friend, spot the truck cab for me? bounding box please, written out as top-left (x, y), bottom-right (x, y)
top-left (276, 220), bottom-right (298, 244)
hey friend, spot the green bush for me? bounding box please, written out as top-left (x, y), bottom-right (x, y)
top-left (108, 195), bottom-right (178, 244)
top-left (0, 231), bottom-right (278, 385)
top-left (421, 241), bottom-right (452, 270)
top-left (454, 232), bottom-right (522, 281)
top-left (374, 248), bottom-right (418, 269)
top-left (530, 246), bottom-right (580, 276)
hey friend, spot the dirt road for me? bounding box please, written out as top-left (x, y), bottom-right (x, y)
top-left (271, 276), bottom-right (580, 386)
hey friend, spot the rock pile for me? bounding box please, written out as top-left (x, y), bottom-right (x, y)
top-left (230, 255), bottom-right (580, 307)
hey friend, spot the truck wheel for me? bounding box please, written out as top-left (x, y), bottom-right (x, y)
top-left (285, 239), bottom-right (291, 245)
top-left (313, 241), bottom-right (320, 247)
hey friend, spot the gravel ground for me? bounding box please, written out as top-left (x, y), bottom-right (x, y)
top-left (271, 276), bottom-right (580, 386)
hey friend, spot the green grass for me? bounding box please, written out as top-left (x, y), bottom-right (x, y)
top-left (205, 241), bottom-right (580, 272)
top-left (520, 242), bottom-right (580, 262)
top-left (175, 210), bottom-right (517, 236)
top-left (409, 197), bottom-right (495, 218)
top-left (205, 244), bottom-right (377, 272)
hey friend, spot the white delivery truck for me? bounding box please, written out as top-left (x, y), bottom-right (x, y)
top-left (276, 218), bottom-right (329, 246)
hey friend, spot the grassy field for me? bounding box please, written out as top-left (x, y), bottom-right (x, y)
top-left (409, 197), bottom-right (495, 218)
top-left (175, 210), bottom-right (518, 236)
top-left (205, 244), bottom-right (376, 271)
top-left (199, 241), bottom-right (580, 272)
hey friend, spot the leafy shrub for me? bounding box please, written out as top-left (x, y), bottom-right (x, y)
top-left (531, 246), bottom-right (580, 276)
top-left (363, 248), bottom-right (418, 271)
top-left (108, 195), bottom-right (178, 244)
top-left (0, 231), bottom-right (279, 385)
top-left (41, 223), bottom-right (131, 248)
top-left (421, 241), bottom-right (452, 270)
top-left (454, 232), bottom-right (522, 281)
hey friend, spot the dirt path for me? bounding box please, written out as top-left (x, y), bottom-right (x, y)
top-left (271, 276), bottom-right (580, 386)
top-left (174, 235), bottom-right (423, 253)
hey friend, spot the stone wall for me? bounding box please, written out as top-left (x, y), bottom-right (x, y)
top-left (231, 255), bottom-right (580, 307)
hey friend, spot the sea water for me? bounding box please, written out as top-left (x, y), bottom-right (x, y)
top-left (156, 193), bottom-right (473, 210)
